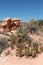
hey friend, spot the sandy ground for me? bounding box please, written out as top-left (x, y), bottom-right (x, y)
top-left (0, 33), bottom-right (43, 65)
top-left (28, 33), bottom-right (43, 43)
top-left (0, 50), bottom-right (43, 65)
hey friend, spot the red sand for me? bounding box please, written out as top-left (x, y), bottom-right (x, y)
top-left (0, 50), bottom-right (43, 65)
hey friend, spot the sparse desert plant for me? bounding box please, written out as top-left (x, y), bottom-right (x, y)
top-left (16, 39), bottom-right (25, 57)
top-left (10, 34), bottom-right (16, 49)
top-left (25, 46), bottom-right (32, 57)
top-left (8, 21), bottom-right (43, 58)
top-left (16, 26), bottom-right (33, 57)
top-left (24, 39), bottom-right (32, 57)
top-left (37, 43), bottom-right (42, 53)
top-left (31, 42), bottom-right (42, 55)
top-left (41, 43), bottom-right (43, 52)
top-left (16, 48), bottom-right (24, 57)
top-left (0, 31), bottom-right (3, 34)
top-left (0, 36), bottom-right (8, 54)
top-left (25, 41), bottom-right (42, 57)
top-left (16, 42), bottom-right (24, 57)
top-left (16, 32), bottom-right (43, 58)
top-left (32, 50), bottom-right (36, 57)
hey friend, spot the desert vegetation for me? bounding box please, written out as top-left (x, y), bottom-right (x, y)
top-left (0, 19), bottom-right (43, 58)
top-left (0, 36), bottom-right (8, 54)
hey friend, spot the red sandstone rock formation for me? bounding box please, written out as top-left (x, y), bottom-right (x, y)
top-left (1, 18), bottom-right (20, 32)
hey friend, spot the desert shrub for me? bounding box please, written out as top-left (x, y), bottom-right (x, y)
top-left (16, 38), bottom-right (25, 57)
top-left (25, 40), bottom-right (32, 57)
top-left (25, 47), bottom-right (32, 57)
top-left (25, 41), bottom-right (43, 57)
top-left (16, 32), bottom-right (33, 57)
top-left (10, 34), bottom-right (16, 49)
top-left (16, 47), bottom-right (24, 57)
top-left (0, 37), bottom-right (8, 54)
top-left (16, 25), bottom-right (34, 57)
top-left (31, 42), bottom-right (43, 57)
top-left (32, 49), bottom-right (37, 57)
top-left (40, 43), bottom-right (43, 52)
top-left (0, 31), bottom-right (3, 34)
top-left (36, 43), bottom-right (42, 53)
top-left (15, 22), bottom-right (43, 58)
top-left (31, 42), bottom-right (37, 57)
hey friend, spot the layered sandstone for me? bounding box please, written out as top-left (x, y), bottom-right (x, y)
top-left (1, 18), bottom-right (20, 32)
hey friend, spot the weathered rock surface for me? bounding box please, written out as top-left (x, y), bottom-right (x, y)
top-left (1, 17), bottom-right (20, 32)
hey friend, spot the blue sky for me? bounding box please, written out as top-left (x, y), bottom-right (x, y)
top-left (0, 0), bottom-right (43, 22)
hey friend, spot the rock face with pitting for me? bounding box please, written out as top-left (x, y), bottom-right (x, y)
top-left (1, 18), bottom-right (20, 32)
